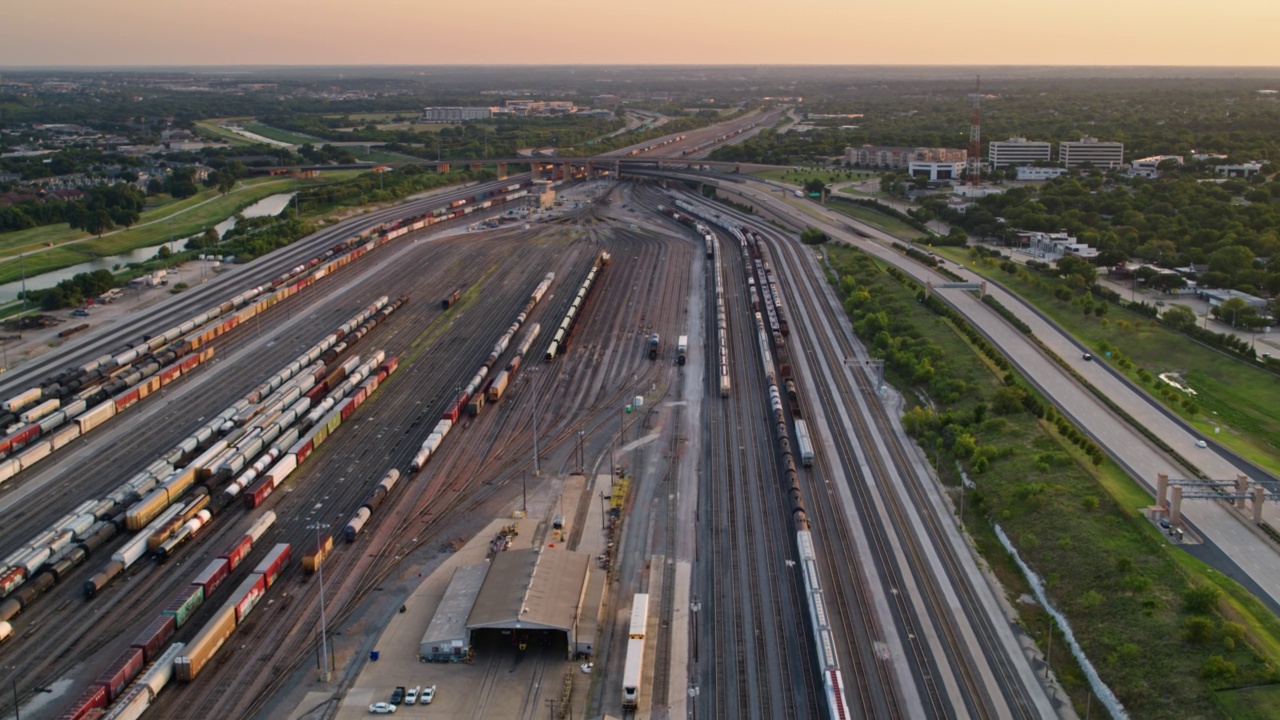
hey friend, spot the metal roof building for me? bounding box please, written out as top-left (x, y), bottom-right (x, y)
top-left (419, 562), bottom-right (490, 661)
top-left (467, 548), bottom-right (592, 639)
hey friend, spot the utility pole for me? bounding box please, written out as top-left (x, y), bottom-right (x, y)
top-left (306, 522), bottom-right (331, 682)
top-left (19, 254), bottom-right (26, 311)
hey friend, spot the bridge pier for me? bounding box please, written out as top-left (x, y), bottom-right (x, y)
top-left (1170, 485), bottom-right (1183, 526)
top-left (497, 162), bottom-right (507, 180)
top-left (562, 161), bottom-right (573, 181)
top-left (1255, 487), bottom-right (1266, 524)
top-left (1237, 475), bottom-right (1249, 510)
top-left (1156, 473), bottom-right (1169, 510)
top-left (470, 162), bottom-right (482, 173)
top-left (437, 163), bottom-right (450, 174)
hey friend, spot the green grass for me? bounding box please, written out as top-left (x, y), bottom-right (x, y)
top-left (0, 171), bottom-right (366, 285)
top-left (0, 176), bottom-right (291, 258)
top-left (193, 119), bottom-right (256, 147)
top-left (1214, 685), bottom-right (1280, 719)
top-left (826, 244), bottom-right (1280, 718)
top-left (825, 198), bottom-right (926, 239)
top-left (353, 150), bottom-right (420, 163)
top-left (946, 253), bottom-right (1280, 476)
top-left (748, 167), bottom-right (875, 185)
top-left (241, 122), bottom-right (321, 145)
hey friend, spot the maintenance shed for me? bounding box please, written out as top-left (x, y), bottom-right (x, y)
top-left (466, 547), bottom-right (592, 658)
top-left (419, 562), bottom-right (490, 662)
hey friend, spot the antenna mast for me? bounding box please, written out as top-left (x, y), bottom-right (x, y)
top-left (967, 76), bottom-right (982, 186)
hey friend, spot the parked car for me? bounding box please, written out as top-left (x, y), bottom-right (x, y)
top-left (405, 686), bottom-right (420, 705)
top-left (390, 686), bottom-right (406, 705)
top-left (369, 702), bottom-right (398, 714)
top-left (421, 685), bottom-right (436, 705)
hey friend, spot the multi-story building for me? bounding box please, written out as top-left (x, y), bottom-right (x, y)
top-left (908, 160), bottom-right (966, 183)
top-left (988, 137), bottom-right (1052, 167)
top-left (1129, 155), bottom-right (1183, 179)
top-left (1016, 166), bottom-right (1070, 181)
top-left (420, 107), bottom-right (493, 123)
top-left (1216, 162), bottom-right (1263, 178)
top-left (1059, 136), bottom-right (1124, 168)
top-left (1016, 230), bottom-right (1099, 261)
top-left (845, 145), bottom-right (966, 169)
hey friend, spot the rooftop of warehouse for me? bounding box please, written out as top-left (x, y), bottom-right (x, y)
top-left (466, 547), bottom-right (590, 632)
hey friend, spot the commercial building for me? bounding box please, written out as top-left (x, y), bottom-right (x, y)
top-left (1016, 230), bottom-right (1099, 261)
top-left (421, 107), bottom-right (493, 123)
top-left (1059, 136), bottom-right (1124, 168)
top-left (1016, 166), bottom-right (1069, 181)
top-left (908, 160), bottom-right (966, 183)
top-left (1216, 163), bottom-right (1263, 178)
top-left (988, 137), bottom-right (1052, 168)
top-left (1129, 155), bottom-right (1183, 179)
top-left (845, 145), bottom-right (966, 169)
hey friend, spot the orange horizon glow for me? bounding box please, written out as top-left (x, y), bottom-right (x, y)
top-left (3, 0), bottom-right (1280, 67)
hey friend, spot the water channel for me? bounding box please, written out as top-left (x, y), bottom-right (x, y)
top-left (0, 193), bottom-right (295, 302)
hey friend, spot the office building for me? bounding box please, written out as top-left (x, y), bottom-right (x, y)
top-left (845, 145), bottom-right (966, 169)
top-left (1059, 136), bottom-right (1124, 168)
top-left (421, 107), bottom-right (493, 123)
top-left (988, 137), bottom-right (1052, 168)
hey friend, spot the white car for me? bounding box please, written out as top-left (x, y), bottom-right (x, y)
top-left (420, 685), bottom-right (437, 705)
top-left (1196, 440), bottom-right (1208, 448)
top-left (369, 702), bottom-right (398, 714)
top-left (405, 686), bottom-right (420, 705)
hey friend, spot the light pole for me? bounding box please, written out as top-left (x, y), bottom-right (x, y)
top-left (306, 522), bottom-right (331, 682)
top-left (19, 253), bottom-right (26, 311)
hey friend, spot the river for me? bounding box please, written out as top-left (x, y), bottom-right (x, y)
top-left (0, 193), bottom-right (296, 302)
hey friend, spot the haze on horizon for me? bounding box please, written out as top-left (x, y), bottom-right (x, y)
top-left (3, 0), bottom-right (1280, 68)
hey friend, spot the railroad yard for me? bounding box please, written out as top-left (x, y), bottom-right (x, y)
top-left (0, 106), bottom-right (1064, 720)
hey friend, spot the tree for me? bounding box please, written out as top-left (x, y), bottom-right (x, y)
top-left (81, 209), bottom-right (114, 237)
top-left (1211, 297), bottom-right (1252, 327)
top-left (803, 178), bottom-right (825, 195)
top-left (1162, 304), bottom-right (1197, 330)
top-left (216, 172), bottom-right (236, 195)
top-left (1208, 244), bottom-right (1256, 279)
top-left (800, 227), bottom-right (827, 245)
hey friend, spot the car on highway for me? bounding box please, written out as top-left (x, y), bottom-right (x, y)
top-left (421, 685), bottom-right (436, 705)
top-left (1082, 353), bottom-right (1093, 361)
top-left (71, 308), bottom-right (90, 317)
top-left (405, 686), bottom-right (420, 705)
top-left (390, 686), bottom-right (405, 705)
top-left (369, 702), bottom-right (398, 714)
top-left (1196, 440), bottom-right (1208, 448)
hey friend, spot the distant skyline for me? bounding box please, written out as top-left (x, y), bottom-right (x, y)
top-left (3, 0), bottom-right (1280, 68)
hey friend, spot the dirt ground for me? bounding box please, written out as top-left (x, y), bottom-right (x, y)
top-left (0, 259), bottom-right (245, 375)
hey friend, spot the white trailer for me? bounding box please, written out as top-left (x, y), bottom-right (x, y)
top-left (621, 593), bottom-right (649, 709)
top-left (795, 419), bottom-right (815, 468)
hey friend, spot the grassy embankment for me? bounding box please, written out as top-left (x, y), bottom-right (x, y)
top-left (192, 119), bottom-right (256, 147)
top-left (748, 168), bottom-right (874, 185)
top-left (936, 248), bottom-right (1280, 478)
top-left (824, 197), bottom-right (927, 240)
top-left (825, 243), bottom-right (1280, 719)
top-left (0, 171), bottom-right (364, 285)
top-left (240, 122), bottom-right (322, 145)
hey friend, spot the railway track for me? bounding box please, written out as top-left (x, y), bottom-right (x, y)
top-left (715, 198), bottom-right (1044, 718)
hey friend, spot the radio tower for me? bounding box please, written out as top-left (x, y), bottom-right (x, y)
top-left (967, 76), bottom-right (982, 187)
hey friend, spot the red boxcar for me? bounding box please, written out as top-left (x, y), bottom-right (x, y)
top-left (130, 613), bottom-right (176, 663)
top-left (244, 476), bottom-right (274, 509)
top-left (191, 557), bottom-right (231, 596)
top-left (55, 685), bottom-right (108, 720)
top-left (219, 536), bottom-right (253, 571)
top-left (93, 646), bottom-right (144, 701)
top-left (253, 544), bottom-right (291, 588)
top-left (114, 388), bottom-right (141, 412)
top-left (232, 573), bottom-right (267, 623)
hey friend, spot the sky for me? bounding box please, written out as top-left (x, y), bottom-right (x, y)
top-left (3, 0), bottom-right (1280, 67)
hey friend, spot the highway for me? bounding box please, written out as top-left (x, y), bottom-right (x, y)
top-left (668, 171), bottom-right (1280, 616)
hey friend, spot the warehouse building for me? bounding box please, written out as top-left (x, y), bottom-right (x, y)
top-left (418, 563), bottom-right (490, 662)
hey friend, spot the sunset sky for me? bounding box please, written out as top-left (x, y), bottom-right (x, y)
top-left (3, 0), bottom-right (1279, 67)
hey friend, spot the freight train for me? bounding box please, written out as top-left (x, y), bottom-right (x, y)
top-left (0, 180), bottom-right (534, 487)
top-left (413, 272), bottom-right (555, 471)
top-left (671, 192), bottom-right (848, 720)
top-left (545, 252), bottom-right (610, 362)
